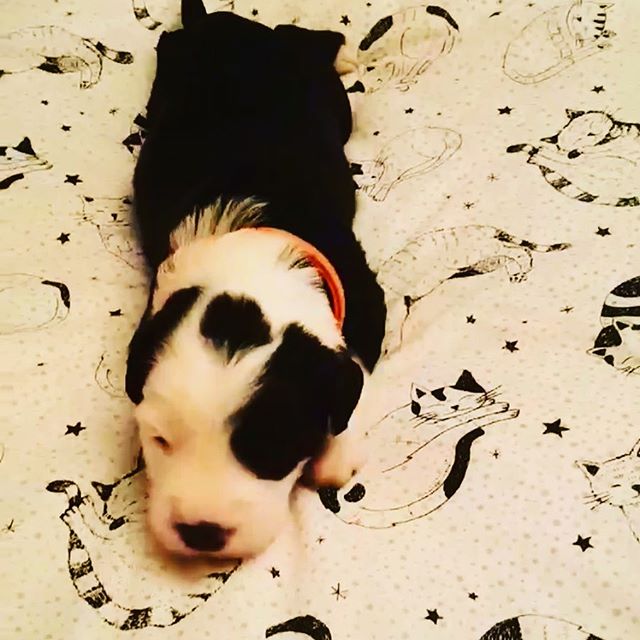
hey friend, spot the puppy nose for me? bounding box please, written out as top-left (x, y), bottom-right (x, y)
top-left (174, 521), bottom-right (231, 552)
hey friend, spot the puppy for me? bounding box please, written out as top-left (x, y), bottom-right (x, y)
top-left (126, 0), bottom-right (386, 559)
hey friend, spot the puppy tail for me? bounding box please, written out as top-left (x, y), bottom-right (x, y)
top-left (169, 197), bottom-right (267, 252)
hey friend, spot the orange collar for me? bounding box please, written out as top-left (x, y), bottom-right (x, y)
top-left (235, 227), bottom-right (346, 330)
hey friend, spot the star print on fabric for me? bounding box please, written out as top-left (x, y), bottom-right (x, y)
top-left (573, 535), bottom-right (593, 552)
top-left (595, 227), bottom-right (611, 236)
top-left (425, 609), bottom-right (442, 624)
top-left (3, 519), bottom-right (15, 533)
top-left (109, 108), bottom-right (118, 115)
top-left (498, 106), bottom-right (513, 115)
top-left (468, 592), bottom-right (478, 600)
top-left (487, 173), bottom-right (498, 181)
top-left (340, 15), bottom-right (351, 26)
top-left (65, 421), bottom-right (85, 436)
top-left (61, 125), bottom-right (71, 132)
top-left (591, 85), bottom-right (605, 93)
top-left (560, 306), bottom-right (574, 313)
top-left (109, 309), bottom-right (122, 317)
top-left (463, 201), bottom-right (475, 209)
top-left (491, 450), bottom-right (500, 459)
top-left (373, 130), bottom-right (380, 136)
top-left (41, 100), bottom-right (49, 105)
top-left (405, 107), bottom-right (414, 114)
top-left (503, 340), bottom-right (519, 352)
top-left (331, 583), bottom-right (347, 600)
top-left (65, 174), bottom-right (82, 185)
top-left (37, 362), bottom-right (45, 367)
top-left (56, 232), bottom-right (70, 244)
top-left (316, 536), bottom-right (325, 544)
top-left (466, 315), bottom-right (476, 324)
top-left (251, 8), bottom-right (258, 16)
top-left (543, 418), bottom-right (569, 437)
top-left (270, 567), bottom-right (280, 578)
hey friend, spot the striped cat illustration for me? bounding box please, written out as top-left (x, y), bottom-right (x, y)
top-left (378, 225), bottom-right (570, 348)
top-left (588, 276), bottom-right (640, 375)
top-left (0, 26), bottom-right (133, 88)
top-left (266, 616), bottom-right (331, 640)
top-left (507, 110), bottom-right (640, 207)
top-left (479, 614), bottom-right (604, 640)
top-left (348, 4), bottom-right (459, 93)
top-left (47, 457), bottom-right (238, 630)
top-left (577, 438), bottom-right (640, 544)
top-left (0, 136), bottom-right (51, 190)
top-left (318, 370), bottom-right (519, 528)
top-left (503, 0), bottom-right (615, 85)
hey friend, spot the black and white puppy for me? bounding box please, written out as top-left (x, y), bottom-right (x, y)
top-left (126, 0), bottom-right (386, 559)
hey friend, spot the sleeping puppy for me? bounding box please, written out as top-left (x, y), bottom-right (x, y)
top-left (126, 0), bottom-right (386, 559)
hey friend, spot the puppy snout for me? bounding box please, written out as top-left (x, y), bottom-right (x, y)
top-left (174, 521), bottom-right (233, 552)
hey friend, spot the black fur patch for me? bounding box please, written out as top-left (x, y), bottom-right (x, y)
top-left (230, 324), bottom-right (363, 480)
top-left (125, 286), bottom-right (202, 404)
top-left (200, 293), bottom-right (271, 359)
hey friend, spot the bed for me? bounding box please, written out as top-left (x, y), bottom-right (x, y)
top-left (1, 1), bottom-right (638, 638)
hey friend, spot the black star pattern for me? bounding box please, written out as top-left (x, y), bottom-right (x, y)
top-left (468, 592), bottom-right (478, 600)
top-left (251, 8), bottom-right (258, 16)
top-left (487, 173), bottom-right (498, 181)
top-left (491, 450), bottom-right (500, 459)
top-left (65, 421), bottom-right (85, 437)
top-left (543, 418), bottom-right (569, 437)
top-left (466, 315), bottom-right (476, 324)
top-left (373, 130), bottom-right (380, 136)
top-left (560, 306), bottom-right (574, 313)
top-left (592, 85), bottom-right (605, 93)
top-left (3, 519), bottom-right (15, 533)
top-left (425, 609), bottom-right (442, 624)
top-left (270, 567), bottom-right (280, 578)
top-left (316, 536), bottom-right (325, 544)
top-left (340, 15), bottom-right (351, 25)
top-left (109, 309), bottom-right (122, 317)
top-left (463, 201), bottom-right (475, 209)
top-left (65, 174), bottom-right (82, 185)
top-left (596, 227), bottom-right (611, 236)
top-left (503, 340), bottom-right (519, 352)
top-left (331, 583), bottom-right (347, 600)
top-left (56, 232), bottom-right (70, 244)
top-left (41, 100), bottom-right (49, 105)
top-left (37, 362), bottom-right (45, 367)
top-left (109, 107), bottom-right (118, 115)
top-left (61, 125), bottom-right (71, 132)
top-left (405, 107), bottom-right (414, 114)
top-left (498, 106), bottom-right (513, 115)
top-left (573, 535), bottom-right (593, 552)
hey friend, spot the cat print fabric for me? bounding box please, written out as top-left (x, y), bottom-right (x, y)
top-left (1, 1), bottom-right (638, 639)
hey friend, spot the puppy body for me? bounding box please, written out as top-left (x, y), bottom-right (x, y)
top-left (127, 4), bottom-right (386, 558)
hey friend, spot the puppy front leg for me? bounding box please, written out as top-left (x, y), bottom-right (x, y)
top-left (308, 427), bottom-right (365, 489)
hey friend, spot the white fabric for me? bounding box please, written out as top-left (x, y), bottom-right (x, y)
top-left (1, 1), bottom-right (639, 639)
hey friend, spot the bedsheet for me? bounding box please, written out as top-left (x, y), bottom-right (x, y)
top-left (1, 1), bottom-right (639, 639)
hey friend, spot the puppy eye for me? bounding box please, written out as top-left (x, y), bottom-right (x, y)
top-left (152, 435), bottom-right (171, 452)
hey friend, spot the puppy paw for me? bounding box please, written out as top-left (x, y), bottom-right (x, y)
top-left (334, 43), bottom-right (358, 76)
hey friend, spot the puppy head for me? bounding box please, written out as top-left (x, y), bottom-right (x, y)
top-left (126, 242), bottom-right (363, 558)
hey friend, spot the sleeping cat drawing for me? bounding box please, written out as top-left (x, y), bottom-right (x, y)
top-left (0, 136), bottom-right (51, 190)
top-left (588, 276), bottom-right (640, 376)
top-left (508, 110), bottom-right (640, 207)
top-left (47, 456), bottom-right (238, 630)
top-left (378, 225), bottom-right (571, 349)
top-left (577, 438), bottom-right (640, 544)
top-left (0, 26), bottom-right (133, 88)
top-left (318, 370), bottom-right (519, 528)
top-left (349, 4), bottom-right (459, 93)
top-left (503, 0), bottom-right (615, 85)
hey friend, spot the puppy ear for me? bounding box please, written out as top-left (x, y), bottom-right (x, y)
top-left (329, 352), bottom-right (364, 436)
top-left (181, 0), bottom-right (207, 28)
top-left (274, 24), bottom-right (347, 69)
